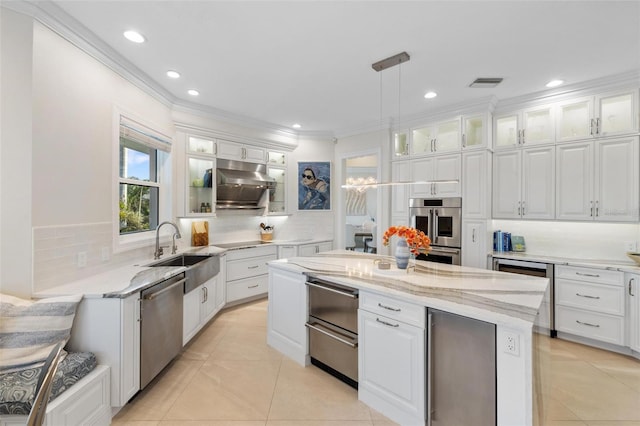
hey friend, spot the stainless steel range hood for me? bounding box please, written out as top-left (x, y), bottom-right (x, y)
top-left (216, 159), bottom-right (276, 210)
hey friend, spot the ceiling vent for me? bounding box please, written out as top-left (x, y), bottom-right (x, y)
top-left (469, 77), bottom-right (503, 88)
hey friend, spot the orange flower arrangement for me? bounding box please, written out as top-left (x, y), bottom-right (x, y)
top-left (382, 226), bottom-right (431, 256)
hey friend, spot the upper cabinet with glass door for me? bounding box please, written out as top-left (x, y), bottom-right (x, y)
top-left (556, 89), bottom-right (638, 143)
top-left (393, 131), bottom-right (409, 157)
top-left (186, 136), bottom-right (216, 216)
top-left (462, 113), bottom-right (489, 150)
top-left (266, 151), bottom-right (287, 215)
top-left (494, 104), bottom-right (555, 150)
top-left (411, 118), bottom-right (461, 156)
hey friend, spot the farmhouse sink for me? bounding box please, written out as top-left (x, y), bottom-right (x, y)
top-left (147, 254), bottom-right (220, 293)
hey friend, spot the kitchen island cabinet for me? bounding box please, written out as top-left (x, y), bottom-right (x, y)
top-left (267, 251), bottom-right (548, 426)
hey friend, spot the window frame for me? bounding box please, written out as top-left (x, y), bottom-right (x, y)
top-left (113, 110), bottom-right (173, 253)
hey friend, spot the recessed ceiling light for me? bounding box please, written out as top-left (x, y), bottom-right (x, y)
top-left (166, 70), bottom-right (180, 79)
top-left (123, 30), bottom-right (145, 43)
top-left (187, 89), bottom-right (199, 96)
top-left (292, 123), bottom-right (301, 129)
top-left (546, 79), bottom-right (564, 88)
top-left (424, 91), bottom-right (437, 99)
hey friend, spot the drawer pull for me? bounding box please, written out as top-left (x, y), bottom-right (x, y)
top-left (247, 265), bottom-right (260, 269)
top-left (576, 320), bottom-right (600, 328)
top-left (575, 272), bottom-right (600, 278)
top-left (576, 293), bottom-right (600, 299)
top-left (378, 302), bottom-right (401, 312)
top-left (247, 284), bottom-right (259, 288)
top-left (376, 318), bottom-right (400, 328)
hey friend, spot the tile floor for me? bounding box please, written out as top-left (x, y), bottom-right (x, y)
top-left (112, 299), bottom-right (640, 426)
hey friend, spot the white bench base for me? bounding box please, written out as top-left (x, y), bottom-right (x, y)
top-left (0, 365), bottom-right (111, 426)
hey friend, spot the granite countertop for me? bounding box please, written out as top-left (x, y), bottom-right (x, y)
top-left (491, 251), bottom-right (640, 273)
top-left (269, 250), bottom-right (549, 329)
top-left (33, 238), bottom-right (333, 299)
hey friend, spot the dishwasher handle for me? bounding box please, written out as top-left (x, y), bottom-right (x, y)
top-left (305, 281), bottom-right (358, 299)
top-left (305, 322), bottom-right (358, 348)
top-left (143, 278), bottom-right (186, 301)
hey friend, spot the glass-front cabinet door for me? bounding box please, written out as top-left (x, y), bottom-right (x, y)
top-left (433, 119), bottom-right (461, 153)
top-left (462, 115), bottom-right (486, 150)
top-left (494, 113), bottom-right (520, 149)
top-left (556, 96), bottom-right (593, 143)
top-left (187, 156), bottom-right (215, 215)
top-left (393, 131), bottom-right (409, 157)
top-left (267, 166), bottom-right (287, 214)
top-left (596, 91), bottom-right (637, 137)
top-left (188, 136), bottom-right (216, 155)
top-left (522, 105), bottom-right (554, 146)
top-left (411, 126), bottom-right (434, 155)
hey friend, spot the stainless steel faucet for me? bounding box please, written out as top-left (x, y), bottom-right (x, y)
top-left (154, 221), bottom-right (182, 259)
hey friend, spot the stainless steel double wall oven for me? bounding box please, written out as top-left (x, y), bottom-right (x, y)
top-left (409, 197), bottom-right (462, 265)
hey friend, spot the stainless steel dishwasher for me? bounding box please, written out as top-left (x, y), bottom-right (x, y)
top-left (140, 273), bottom-right (186, 389)
top-left (305, 278), bottom-right (359, 388)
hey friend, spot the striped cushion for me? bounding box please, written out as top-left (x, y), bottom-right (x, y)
top-left (0, 294), bottom-right (82, 373)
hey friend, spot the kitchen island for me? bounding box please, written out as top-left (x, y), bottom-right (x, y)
top-left (267, 250), bottom-right (549, 426)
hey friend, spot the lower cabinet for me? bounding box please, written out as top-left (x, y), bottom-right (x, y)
top-left (555, 265), bottom-right (625, 345)
top-left (183, 274), bottom-right (225, 345)
top-left (226, 246), bottom-right (277, 304)
top-left (266, 267), bottom-right (308, 365)
top-left (626, 273), bottom-right (640, 353)
top-left (358, 292), bottom-right (425, 426)
top-left (298, 241), bottom-right (333, 257)
top-left (67, 293), bottom-right (140, 408)
top-left (462, 220), bottom-right (489, 269)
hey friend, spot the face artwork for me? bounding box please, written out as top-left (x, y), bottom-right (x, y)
top-left (298, 163), bottom-right (331, 210)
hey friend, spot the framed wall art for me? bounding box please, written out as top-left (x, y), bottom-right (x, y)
top-left (298, 161), bottom-right (331, 210)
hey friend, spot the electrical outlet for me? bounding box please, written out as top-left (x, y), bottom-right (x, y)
top-left (77, 251), bottom-right (87, 268)
top-left (101, 246), bottom-right (110, 262)
top-left (504, 332), bottom-right (520, 356)
top-left (624, 241), bottom-right (637, 252)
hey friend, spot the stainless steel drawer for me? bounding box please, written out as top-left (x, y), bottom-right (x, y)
top-left (306, 317), bottom-right (358, 383)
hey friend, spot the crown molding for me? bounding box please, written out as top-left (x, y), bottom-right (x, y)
top-left (494, 69), bottom-right (640, 112)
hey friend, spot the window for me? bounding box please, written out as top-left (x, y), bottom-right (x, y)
top-left (117, 116), bottom-right (172, 242)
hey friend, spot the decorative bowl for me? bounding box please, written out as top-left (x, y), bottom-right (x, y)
top-left (627, 252), bottom-right (640, 265)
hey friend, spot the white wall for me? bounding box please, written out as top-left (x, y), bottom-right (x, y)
top-left (1, 8), bottom-right (34, 297)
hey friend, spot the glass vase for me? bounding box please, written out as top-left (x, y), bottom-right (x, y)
top-left (395, 238), bottom-right (410, 269)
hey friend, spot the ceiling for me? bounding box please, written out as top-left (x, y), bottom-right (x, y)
top-left (40, 1), bottom-right (640, 136)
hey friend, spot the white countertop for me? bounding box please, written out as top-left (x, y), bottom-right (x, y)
top-left (491, 251), bottom-right (640, 273)
top-left (269, 250), bottom-right (549, 329)
top-left (33, 239), bottom-right (333, 299)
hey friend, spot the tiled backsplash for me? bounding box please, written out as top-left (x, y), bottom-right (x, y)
top-left (33, 214), bottom-right (335, 292)
top-left (492, 220), bottom-right (640, 262)
top-left (32, 222), bottom-right (153, 292)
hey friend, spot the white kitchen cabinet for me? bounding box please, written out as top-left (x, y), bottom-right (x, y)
top-left (184, 136), bottom-right (216, 216)
top-left (183, 274), bottom-right (224, 345)
top-left (298, 241), bottom-right (333, 257)
top-left (494, 104), bottom-right (554, 149)
top-left (391, 160), bottom-right (410, 221)
top-left (358, 296), bottom-right (425, 426)
top-left (556, 136), bottom-right (639, 221)
top-left (492, 146), bottom-right (555, 219)
top-left (555, 265), bottom-right (625, 346)
top-left (277, 244), bottom-right (298, 259)
top-left (462, 220), bottom-right (488, 269)
top-left (625, 273), bottom-right (640, 353)
top-left (67, 293), bottom-right (140, 407)
top-left (462, 150), bottom-right (491, 219)
top-left (410, 154), bottom-right (461, 198)
top-left (393, 131), bottom-right (409, 157)
top-left (556, 89), bottom-right (638, 143)
top-left (411, 118), bottom-right (461, 155)
top-left (225, 246), bottom-right (277, 304)
top-left (267, 151), bottom-right (287, 215)
top-left (267, 267), bottom-right (308, 365)
top-left (462, 113), bottom-right (489, 150)
top-left (217, 139), bottom-right (266, 163)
